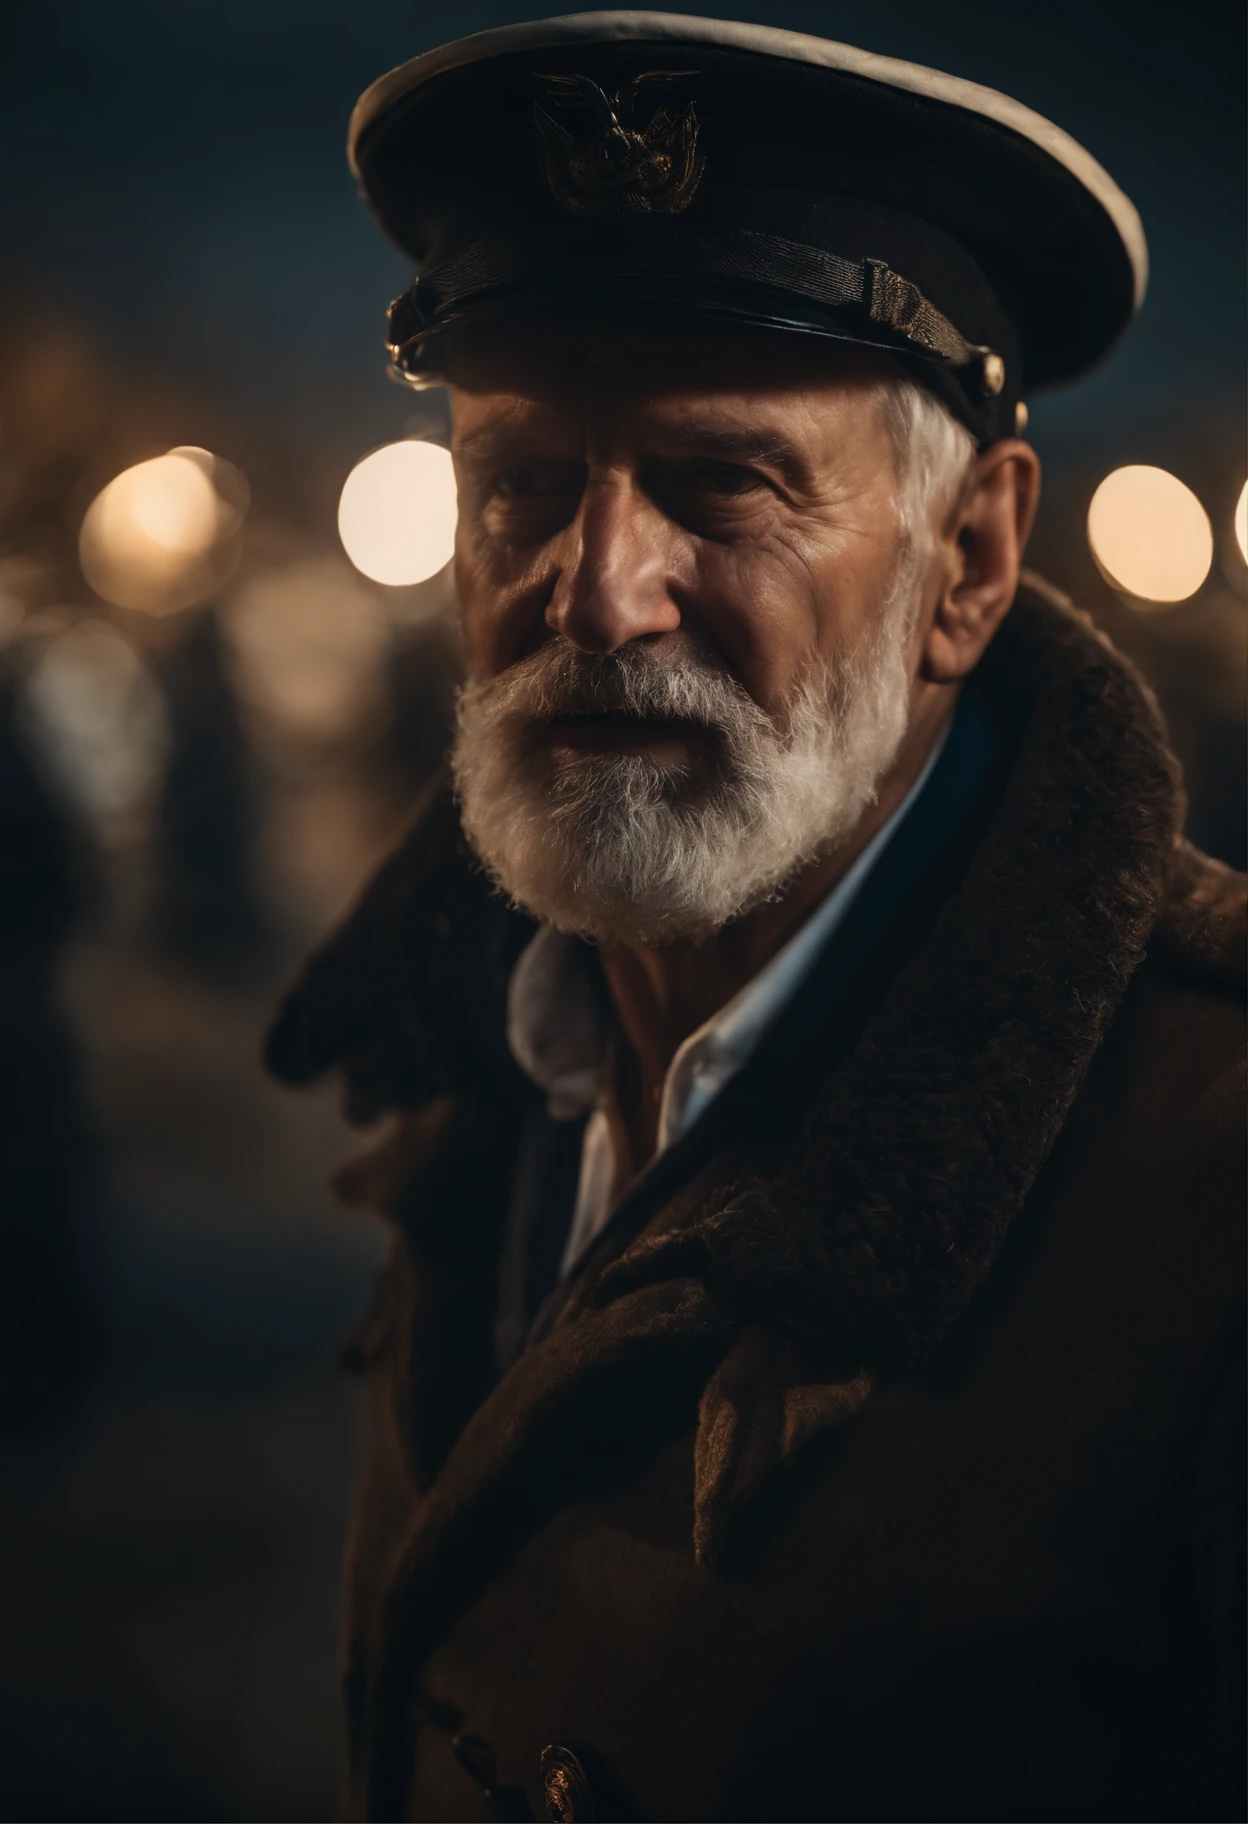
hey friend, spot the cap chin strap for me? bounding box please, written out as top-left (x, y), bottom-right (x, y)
top-left (385, 226), bottom-right (1004, 401)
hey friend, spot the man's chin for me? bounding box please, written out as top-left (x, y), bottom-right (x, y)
top-left (502, 876), bottom-right (727, 949)
top-left (525, 738), bottom-right (726, 813)
top-left (460, 783), bottom-right (767, 945)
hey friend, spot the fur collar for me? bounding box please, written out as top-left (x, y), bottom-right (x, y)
top-left (266, 574), bottom-right (1237, 1386)
top-left (267, 576), bottom-right (1247, 1817)
top-left (266, 775), bottom-right (535, 1123)
top-left (266, 578), bottom-right (1239, 1367)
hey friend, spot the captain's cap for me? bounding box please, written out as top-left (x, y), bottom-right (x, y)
top-left (349, 12), bottom-right (1147, 444)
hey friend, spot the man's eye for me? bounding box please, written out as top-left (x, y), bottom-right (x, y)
top-left (695, 461), bottom-right (764, 496)
top-left (496, 467), bottom-right (561, 499)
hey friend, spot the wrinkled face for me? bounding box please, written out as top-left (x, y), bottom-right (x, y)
top-left (445, 324), bottom-right (936, 942)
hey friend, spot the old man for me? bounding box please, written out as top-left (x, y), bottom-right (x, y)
top-left (268, 15), bottom-right (1245, 1821)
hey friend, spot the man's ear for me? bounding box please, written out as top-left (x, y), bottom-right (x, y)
top-left (920, 439), bottom-right (1041, 684)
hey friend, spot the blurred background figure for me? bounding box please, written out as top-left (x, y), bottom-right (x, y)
top-left (0, 1), bottom-right (1241, 1818)
top-left (0, 662), bottom-right (96, 1440)
top-left (154, 605), bottom-right (273, 983)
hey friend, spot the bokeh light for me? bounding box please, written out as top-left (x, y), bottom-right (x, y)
top-left (223, 556), bottom-right (391, 747)
top-left (337, 441), bottom-right (457, 586)
top-left (22, 617), bottom-right (169, 824)
top-left (1087, 465), bottom-right (1213, 605)
top-left (79, 446), bottom-right (249, 614)
top-left (1235, 480), bottom-right (1247, 565)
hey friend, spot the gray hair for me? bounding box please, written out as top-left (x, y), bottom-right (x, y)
top-left (876, 369), bottom-right (978, 615)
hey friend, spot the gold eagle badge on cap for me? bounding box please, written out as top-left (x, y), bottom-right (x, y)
top-left (533, 71), bottom-right (705, 216)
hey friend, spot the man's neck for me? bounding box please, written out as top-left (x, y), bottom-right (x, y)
top-left (598, 683), bottom-right (960, 1171)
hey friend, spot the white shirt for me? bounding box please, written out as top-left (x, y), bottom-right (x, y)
top-left (506, 729), bottom-right (948, 1280)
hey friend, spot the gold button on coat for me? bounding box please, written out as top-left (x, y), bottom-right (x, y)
top-left (540, 1744), bottom-right (595, 1822)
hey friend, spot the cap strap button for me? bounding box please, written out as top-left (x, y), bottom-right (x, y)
top-left (980, 350), bottom-right (1006, 396)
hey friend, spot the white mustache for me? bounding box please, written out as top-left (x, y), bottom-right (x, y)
top-left (467, 638), bottom-right (774, 741)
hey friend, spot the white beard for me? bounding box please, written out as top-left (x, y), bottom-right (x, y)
top-left (451, 596), bottom-right (915, 946)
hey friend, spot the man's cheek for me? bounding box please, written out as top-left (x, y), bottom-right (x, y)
top-left (452, 582), bottom-right (503, 680)
top-left (687, 564), bottom-right (824, 716)
top-left (454, 565), bottom-right (531, 678)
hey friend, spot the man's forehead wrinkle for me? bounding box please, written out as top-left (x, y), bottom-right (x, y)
top-left (452, 395), bottom-right (523, 453)
top-left (453, 393), bottom-right (572, 459)
top-left (450, 384), bottom-right (863, 490)
top-left (452, 375), bottom-right (607, 453)
top-left (639, 413), bottom-right (806, 468)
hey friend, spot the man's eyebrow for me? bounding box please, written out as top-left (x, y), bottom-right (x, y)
top-left (453, 424), bottom-right (541, 462)
top-left (648, 421), bottom-right (808, 471)
top-left (452, 417), bottom-right (810, 472)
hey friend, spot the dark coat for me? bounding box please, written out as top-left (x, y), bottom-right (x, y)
top-left (268, 578), bottom-right (1246, 1824)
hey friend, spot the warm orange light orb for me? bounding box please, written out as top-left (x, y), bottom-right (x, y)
top-left (79, 447), bottom-right (249, 613)
top-left (224, 557), bottom-right (391, 746)
top-left (1234, 480), bottom-right (1247, 566)
top-left (126, 452), bottom-right (219, 553)
top-left (1086, 465), bottom-right (1213, 605)
top-left (337, 441), bottom-right (458, 587)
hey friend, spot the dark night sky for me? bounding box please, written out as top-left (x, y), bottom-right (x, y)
top-left (3, 0), bottom-right (1244, 484)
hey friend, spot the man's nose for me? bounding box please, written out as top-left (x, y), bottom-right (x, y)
top-left (545, 474), bottom-right (681, 653)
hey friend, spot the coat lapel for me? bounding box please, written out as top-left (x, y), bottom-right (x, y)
top-left (363, 1276), bottom-right (733, 1817)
